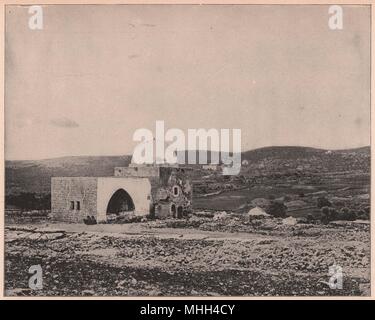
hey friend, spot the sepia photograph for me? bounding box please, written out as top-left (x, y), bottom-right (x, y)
top-left (2, 3), bottom-right (372, 298)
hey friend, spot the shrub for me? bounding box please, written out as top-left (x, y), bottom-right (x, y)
top-left (321, 206), bottom-right (331, 223)
top-left (357, 209), bottom-right (365, 216)
top-left (340, 207), bottom-right (350, 215)
top-left (266, 201), bottom-right (287, 218)
top-left (6, 192), bottom-right (51, 210)
top-left (284, 195), bottom-right (292, 202)
top-left (338, 207), bottom-right (356, 221)
top-left (355, 209), bottom-right (368, 220)
top-left (357, 214), bottom-right (370, 221)
top-left (306, 213), bottom-right (314, 222)
top-left (317, 196), bottom-right (332, 209)
top-left (346, 211), bottom-right (356, 221)
top-left (328, 207), bottom-right (339, 221)
top-left (337, 207), bottom-right (348, 220)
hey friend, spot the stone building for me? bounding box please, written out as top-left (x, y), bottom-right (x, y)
top-left (51, 164), bottom-right (192, 223)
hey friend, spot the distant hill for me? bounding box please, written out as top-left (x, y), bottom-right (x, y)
top-left (5, 146), bottom-right (370, 195)
top-left (5, 155), bottom-right (132, 195)
top-left (240, 146), bottom-right (370, 176)
top-left (179, 146), bottom-right (370, 163)
top-left (241, 146), bottom-right (325, 161)
top-left (242, 146), bottom-right (370, 162)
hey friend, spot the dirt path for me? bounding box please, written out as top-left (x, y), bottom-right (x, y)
top-left (7, 221), bottom-right (283, 242)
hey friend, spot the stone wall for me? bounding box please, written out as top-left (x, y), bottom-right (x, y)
top-left (151, 167), bottom-right (193, 218)
top-left (51, 177), bottom-right (98, 223)
top-left (114, 166), bottom-right (160, 178)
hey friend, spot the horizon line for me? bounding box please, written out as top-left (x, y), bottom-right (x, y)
top-left (5, 144), bottom-right (371, 162)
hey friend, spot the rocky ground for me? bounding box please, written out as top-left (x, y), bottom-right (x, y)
top-left (4, 215), bottom-right (371, 297)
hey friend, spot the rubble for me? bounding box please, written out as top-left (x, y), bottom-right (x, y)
top-left (213, 212), bottom-right (228, 221)
top-left (282, 216), bottom-right (298, 226)
top-left (4, 216), bottom-right (370, 296)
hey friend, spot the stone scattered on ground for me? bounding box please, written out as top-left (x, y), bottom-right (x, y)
top-left (4, 215), bottom-right (370, 297)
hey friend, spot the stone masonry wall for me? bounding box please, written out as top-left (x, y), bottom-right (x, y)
top-left (152, 167), bottom-right (193, 218)
top-left (51, 177), bottom-right (98, 223)
top-left (113, 165), bottom-right (193, 218)
top-left (114, 166), bottom-right (160, 178)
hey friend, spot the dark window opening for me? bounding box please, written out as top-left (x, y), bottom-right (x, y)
top-left (70, 201), bottom-right (75, 210)
top-left (76, 201), bottom-right (81, 210)
top-left (170, 204), bottom-right (176, 217)
top-left (173, 186), bottom-right (179, 196)
top-left (177, 206), bottom-right (183, 218)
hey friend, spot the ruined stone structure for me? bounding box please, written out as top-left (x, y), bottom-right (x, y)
top-left (51, 165), bottom-right (192, 223)
top-left (114, 165), bottom-right (193, 219)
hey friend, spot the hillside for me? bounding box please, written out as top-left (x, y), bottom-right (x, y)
top-left (242, 145), bottom-right (370, 161)
top-left (5, 155), bottom-right (132, 195)
top-left (5, 146), bottom-right (370, 195)
top-left (240, 146), bottom-right (370, 174)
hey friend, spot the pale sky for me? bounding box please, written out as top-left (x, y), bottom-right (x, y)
top-left (5, 5), bottom-right (371, 160)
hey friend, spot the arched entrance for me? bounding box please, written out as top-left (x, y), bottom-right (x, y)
top-left (106, 189), bottom-right (135, 214)
top-left (177, 206), bottom-right (183, 218)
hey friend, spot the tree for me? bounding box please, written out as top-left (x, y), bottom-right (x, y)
top-left (328, 207), bottom-right (338, 221)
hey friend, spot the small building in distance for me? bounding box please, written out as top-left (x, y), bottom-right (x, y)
top-left (51, 163), bottom-right (193, 223)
